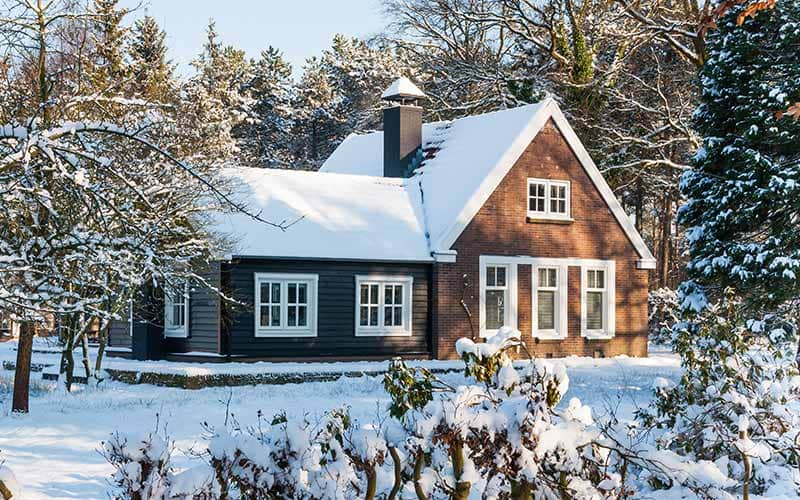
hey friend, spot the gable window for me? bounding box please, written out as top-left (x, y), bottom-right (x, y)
top-left (479, 259), bottom-right (518, 338)
top-left (581, 263), bottom-right (615, 339)
top-left (532, 265), bottom-right (567, 339)
top-left (164, 283), bottom-right (189, 338)
top-left (527, 178), bottom-right (571, 219)
top-left (355, 276), bottom-right (413, 336)
top-left (255, 273), bottom-right (318, 337)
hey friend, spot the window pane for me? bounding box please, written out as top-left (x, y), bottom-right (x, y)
top-left (360, 306), bottom-right (369, 326)
top-left (495, 267), bottom-right (506, 287)
top-left (271, 283), bottom-right (280, 303)
top-left (260, 308), bottom-right (269, 328)
top-left (298, 283), bottom-right (307, 304)
top-left (288, 306), bottom-right (297, 326)
top-left (384, 306), bottom-right (393, 325)
top-left (369, 306), bottom-right (378, 326)
top-left (539, 268), bottom-right (556, 287)
top-left (260, 283), bottom-right (271, 304)
top-left (271, 305), bottom-right (281, 327)
top-left (394, 285), bottom-right (402, 304)
top-left (486, 290), bottom-right (505, 330)
top-left (486, 267), bottom-right (496, 287)
top-left (587, 292), bottom-right (604, 330)
top-left (394, 307), bottom-right (402, 327)
top-left (537, 184), bottom-right (545, 197)
top-left (298, 306), bottom-right (307, 327)
top-left (288, 283), bottom-right (296, 303)
top-left (370, 285), bottom-right (379, 305)
top-left (537, 198), bottom-right (545, 211)
top-left (537, 291), bottom-right (555, 330)
top-left (550, 198), bottom-right (559, 213)
top-left (360, 284), bottom-right (369, 304)
top-left (385, 285), bottom-right (393, 305)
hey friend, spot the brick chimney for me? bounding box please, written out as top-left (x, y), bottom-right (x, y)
top-left (381, 77), bottom-right (426, 178)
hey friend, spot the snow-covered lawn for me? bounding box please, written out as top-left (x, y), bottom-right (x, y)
top-left (0, 346), bottom-right (680, 500)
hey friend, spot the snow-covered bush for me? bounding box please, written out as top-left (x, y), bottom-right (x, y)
top-left (0, 460), bottom-right (20, 500)
top-left (103, 430), bottom-right (174, 500)
top-left (648, 287), bottom-right (680, 345)
top-left (640, 292), bottom-right (800, 497)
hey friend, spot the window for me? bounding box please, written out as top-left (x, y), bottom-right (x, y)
top-left (485, 265), bottom-right (507, 331)
top-left (581, 264), bottom-right (615, 339)
top-left (255, 273), bottom-right (318, 337)
top-left (480, 260), bottom-right (518, 338)
top-left (527, 179), bottom-right (571, 219)
top-left (164, 283), bottom-right (189, 338)
top-left (355, 276), bottom-right (413, 336)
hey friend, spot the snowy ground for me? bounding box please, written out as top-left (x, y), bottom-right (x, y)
top-left (0, 343), bottom-right (680, 499)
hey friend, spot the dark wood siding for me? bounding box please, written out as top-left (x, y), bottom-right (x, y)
top-left (163, 262), bottom-right (221, 354)
top-left (225, 259), bottom-right (432, 357)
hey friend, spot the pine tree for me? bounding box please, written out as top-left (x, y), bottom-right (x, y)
top-left (678, 0), bottom-right (800, 316)
top-left (236, 47), bottom-right (294, 168)
top-left (87, 0), bottom-right (129, 97)
top-left (176, 20), bottom-right (252, 166)
top-left (128, 15), bottom-right (176, 103)
top-left (291, 57), bottom-right (339, 168)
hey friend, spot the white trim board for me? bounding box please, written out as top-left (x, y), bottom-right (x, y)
top-left (434, 98), bottom-right (656, 269)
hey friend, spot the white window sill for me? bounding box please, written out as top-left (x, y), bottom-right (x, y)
top-left (582, 330), bottom-right (614, 340)
top-left (355, 328), bottom-right (412, 337)
top-left (164, 328), bottom-right (188, 338)
top-left (526, 212), bottom-right (574, 223)
top-left (255, 329), bottom-right (317, 338)
top-left (533, 331), bottom-right (566, 340)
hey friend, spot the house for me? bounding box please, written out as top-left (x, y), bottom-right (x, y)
top-left (109, 78), bottom-right (655, 362)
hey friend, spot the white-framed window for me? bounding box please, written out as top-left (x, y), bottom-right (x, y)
top-left (479, 258), bottom-right (518, 338)
top-left (355, 275), bottom-right (413, 337)
top-left (527, 178), bottom-right (571, 219)
top-left (532, 264), bottom-right (568, 339)
top-left (254, 273), bottom-right (318, 337)
top-left (581, 263), bottom-right (615, 339)
top-left (164, 283), bottom-right (189, 338)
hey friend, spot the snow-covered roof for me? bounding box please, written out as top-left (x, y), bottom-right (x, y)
top-left (381, 77), bottom-right (427, 100)
top-left (220, 98), bottom-right (655, 267)
top-left (212, 168), bottom-right (431, 261)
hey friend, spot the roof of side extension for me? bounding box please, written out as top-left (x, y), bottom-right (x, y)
top-left (216, 98), bottom-right (656, 266)
top-left (212, 168), bottom-right (431, 261)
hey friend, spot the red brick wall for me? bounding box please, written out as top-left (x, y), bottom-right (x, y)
top-left (432, 119), bottom-right (649, 359)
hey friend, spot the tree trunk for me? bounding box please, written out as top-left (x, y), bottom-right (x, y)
top-left (657, 194), bottom-right (673, 289)
top-left (450, 442), bottom-right (470, 500)
top-left (95, 323), bottom-right (108, 374)
top-left (80, 329), bottom-right (92, 380)
top-left (12, 322), bottom-right (34, 413)
top-left (413, 450), bottom-right (428, 500)
top-left (388, 446), bottom-right (402, 500)
top-left (61, 317), bottom-right (77, 392)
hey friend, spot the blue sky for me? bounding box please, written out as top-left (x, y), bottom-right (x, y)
top-left (120, 0), bottom-right (387, 77)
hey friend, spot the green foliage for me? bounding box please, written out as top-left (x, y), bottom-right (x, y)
top-left (382, 358), bottom-right (442, 419)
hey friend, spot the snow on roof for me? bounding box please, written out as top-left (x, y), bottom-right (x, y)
top-left (212, 168), bottom-right (432, 261)
top-left (381, 77), bottom-right (427, 100)
top-left (220, 99), bottom-right (655, 265)
top-left (322, 102), bottom-right (549, 253)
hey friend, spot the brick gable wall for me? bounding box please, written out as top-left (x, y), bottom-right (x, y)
top-left (431, 119), bottom-right (649, 359)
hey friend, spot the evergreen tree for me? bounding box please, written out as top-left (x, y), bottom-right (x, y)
top-left (87, 0), bottom-right (129, 96)
top-left (678, 0), bottom-right (800, 317)
top-left (291, 57), bottom-right (339, 168)
top-left (128, 15), bottom-right (176, 103)
top-left (177, 20), bottom-right (252, 166)
top-left (236, 47), bottom-right (294, 168)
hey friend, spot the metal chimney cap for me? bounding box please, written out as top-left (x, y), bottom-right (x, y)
top-left (381, 77), bottom-right (427, 102)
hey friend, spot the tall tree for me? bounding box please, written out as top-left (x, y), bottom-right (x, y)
top-left (128, 14), bottom-right (176, 103)
top-left (235, 47), bottom-right (294, 168)
top-left (87, 0), bottom-right (129, 95)
top-left (291, 57), bottom-right (339, 168)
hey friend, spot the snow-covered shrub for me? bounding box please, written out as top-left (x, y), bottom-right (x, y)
top-left (648, 287), bottom-right (680, 345)
top-left (103, 430), bottom-right (174, 500)
top-left (640, 292), bottom-right (800, 497)
top-left (0, 460), bottom-right (20, 500)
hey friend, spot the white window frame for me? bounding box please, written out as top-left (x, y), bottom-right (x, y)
top-left (532, 263), bottom-right (568, 339)
top-left (254, 273), bottom-right (318, 338)
top-left (527, 178), bottom-right (571, 220)
top-left (581, 263), bottom-right (616, 339)
top-left (164, 282), bottom-right (189, 338)
top-left (479, 257), bottom-right (518, 338)
top-left (355, 275), bottom-right (413, 337)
